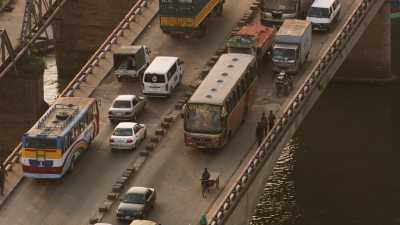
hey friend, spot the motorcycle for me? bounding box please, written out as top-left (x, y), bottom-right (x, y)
top-left (275, 71), bottom-right (293, 97)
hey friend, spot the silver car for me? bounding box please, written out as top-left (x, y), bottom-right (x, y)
top-left (116, 186), bottom-right (156, 221)
top-left (108, 95), bottom-right (146, 122)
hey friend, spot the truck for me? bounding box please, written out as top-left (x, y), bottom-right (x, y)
top-left (260, 0), bottom-right (313, 26)
top-left (113, 45), bottom-right (151, 81)
top-left (272, 19), bottom-right (312, 74)
top-left (159, 0), bottom-right (225, 37)
top-left (226, 23), bottom-right (276, 66)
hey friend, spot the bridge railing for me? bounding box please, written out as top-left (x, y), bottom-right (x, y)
top-left (207, 0), bottom-right (383, 224)
top-left (1, 0), bottom-right (151, 170)
top-left (60, 0), bottom-right (150, 97)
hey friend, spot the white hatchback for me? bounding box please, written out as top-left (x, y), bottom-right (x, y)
top-left (110, 122), bottom-right (147, 151)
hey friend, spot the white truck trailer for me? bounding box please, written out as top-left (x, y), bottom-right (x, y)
top-left (272, 19), bottom-right (312, 74)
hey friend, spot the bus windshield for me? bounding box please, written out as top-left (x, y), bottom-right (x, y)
top-left (185, 104), bottom-right (222, 134)
top-left (24, 136), bottom-right (58, 149)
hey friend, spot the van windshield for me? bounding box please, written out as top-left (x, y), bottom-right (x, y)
top-left (308, 7), bottom-right (330, 18)
top-left (144, 73), bottom-right (166, 83)
top-left (272, 47), bottom-right (296, 63)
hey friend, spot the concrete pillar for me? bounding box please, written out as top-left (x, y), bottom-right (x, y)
top-left (52, 0), bottom-right (135, 79)
top-left (0, 55), bottom-right (48, 151)
top-left (336, 2), bottom-right (393, 82)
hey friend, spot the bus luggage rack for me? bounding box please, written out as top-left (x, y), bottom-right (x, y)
top-left (37, 103), bottom-right (79, 130)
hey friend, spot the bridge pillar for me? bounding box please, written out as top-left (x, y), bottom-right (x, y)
top-left (0, 55), bottom-right (48, 151)
top-left (52, 0), bottom-right (134, 80)
top-left (336, 2), bottom-right (393, 82)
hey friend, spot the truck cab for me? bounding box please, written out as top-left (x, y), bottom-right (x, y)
top-left (113, 45), bottom-right (151, 80)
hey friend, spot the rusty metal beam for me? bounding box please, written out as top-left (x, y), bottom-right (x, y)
top-left (0, 29), bottom-right (15, 73)
top-left (0, 0), bottom-right (68, 79)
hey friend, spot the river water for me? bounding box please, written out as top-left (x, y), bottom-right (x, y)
top-left (251, 20), bottom-right (400, 225)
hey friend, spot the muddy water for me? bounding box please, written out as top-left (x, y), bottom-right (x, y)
top-left (251, 21), bottom-right (400, 225)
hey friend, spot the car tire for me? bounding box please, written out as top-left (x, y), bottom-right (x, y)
top-left (132, 143), bottom-right (136, 151)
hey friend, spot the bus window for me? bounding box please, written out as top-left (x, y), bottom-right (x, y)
top-left (25, 136), bottom-right (57, 149)
top-left (185, 104), bottom-right (222, 134)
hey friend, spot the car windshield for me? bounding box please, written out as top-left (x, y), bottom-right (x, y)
top-left (113, 100), bottom-right (131, 108)
top-left (272, 47), bottom-right (296, 62)
top-left (263, 0), bottom-right (296, 13)
top-left (308, 7), bottom-right (330, 18)
top-left (184, 104), bottom-right (222, 134)
top-left (114, 128), bottom-right (133, 136)
top-left (123, 193), bottom-right (146, 204)
top-left (144, 73), bottom-right (166, 83)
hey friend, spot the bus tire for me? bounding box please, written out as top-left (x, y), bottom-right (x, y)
top-left (69, 157), bottom-right (75, 172)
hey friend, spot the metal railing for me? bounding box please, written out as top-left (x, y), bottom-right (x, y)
top-left (0, 0), bottom-right (68, 79)
top-left (60, 0), bottom-right (150, 97)
top-left (207, 0), bottom-right (384, 224)
top-left (0, 0), bottom-right (153, 170)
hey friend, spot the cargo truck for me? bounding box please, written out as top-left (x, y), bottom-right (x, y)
top-left (113, 45), bottom-right (151, 81)
top-left (260, 0), bottom-right (313, 26)
top-left (226, 23), bottom-right (276, 66)
top-left (159, 0), bottom-right (225, 37)
top-left (272, 19), bottom-right (312, 74)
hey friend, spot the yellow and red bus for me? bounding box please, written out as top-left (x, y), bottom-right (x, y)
top-left (183, 53), bottom-right (257, 149)
top-left (21, 97), bottom-right (100, 178)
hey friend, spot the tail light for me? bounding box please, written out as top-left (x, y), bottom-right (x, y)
top-left (110, 139), bottom-right (114, 143)
top-left (126, 139), bottom-right (133, 143)
top-left (108, 111), bottom-right (113, 115)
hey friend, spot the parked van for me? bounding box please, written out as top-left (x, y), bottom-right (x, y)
top-left (142, 56), bottom-right (184, 97)
top-left (306, 0), bottom-right (341, 31)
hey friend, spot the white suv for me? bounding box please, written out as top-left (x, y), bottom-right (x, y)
top-left (306, 0), bottom-right (341, 31)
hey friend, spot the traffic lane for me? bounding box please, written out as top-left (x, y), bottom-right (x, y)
top-left (101, 1), bottom-right (365, 224)
top-left (135, 0), bottom-right (252, 85)
top-left (100, 61), bottom-right (286, 225)
top-left (0, 0), bottom-right (253, 223)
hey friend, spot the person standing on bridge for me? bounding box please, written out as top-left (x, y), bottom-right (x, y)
top-left (256, 121), bottom-right (264, 147)
top-left (260, 112), bottom-right (268, 136)
top-left (268, 110), bottom-right (276, 130)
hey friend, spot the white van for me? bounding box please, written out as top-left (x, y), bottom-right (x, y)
top-left (306, 0), bottom-right (341, 31)
top-left (142, 56), bottom-right (184, 97)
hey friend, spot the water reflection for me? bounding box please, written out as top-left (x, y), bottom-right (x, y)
top-left (43, 54), bottom-right (59, 104)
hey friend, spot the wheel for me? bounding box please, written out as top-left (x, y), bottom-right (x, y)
top-left (69, 157), bottom-right (75, 172)
top-left (131, 142), bottom-right (137, 151)
top-left (143, 130), bottom-right (147, 139)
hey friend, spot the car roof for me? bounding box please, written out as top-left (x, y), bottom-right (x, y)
top-left (115, 122), bottom-right (137, 129)
top-left (126, 186), bottom-right (149, 194)
top-left (311, 0), bottom-right (336, 8)
top-left (145, 56), bottom-right (178, 75)
top-left (115, 95), bottom-right (136, 101)
top-left (130, 220), bottom-right (158, 225)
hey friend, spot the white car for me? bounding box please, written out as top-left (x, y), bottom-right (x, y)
top-left (108, 95), bottom-right (146, 122)
top-left (110, 122), bottom-right (147, 151)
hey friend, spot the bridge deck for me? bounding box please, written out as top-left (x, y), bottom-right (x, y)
top-left (0, 0), bottom-right (366, 225)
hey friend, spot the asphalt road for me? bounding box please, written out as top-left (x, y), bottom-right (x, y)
top-left (0, 0), bottom-right (362, 225)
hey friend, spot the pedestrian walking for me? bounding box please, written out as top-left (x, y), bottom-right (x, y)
top-left (260, 112), bottom-right (268, 135)
top-left (256, 122), bottom-right (264, 147)
top-left (0, 165), bottom-right (6, 196)
top-left (268, 110), bottom-right (276, 130)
